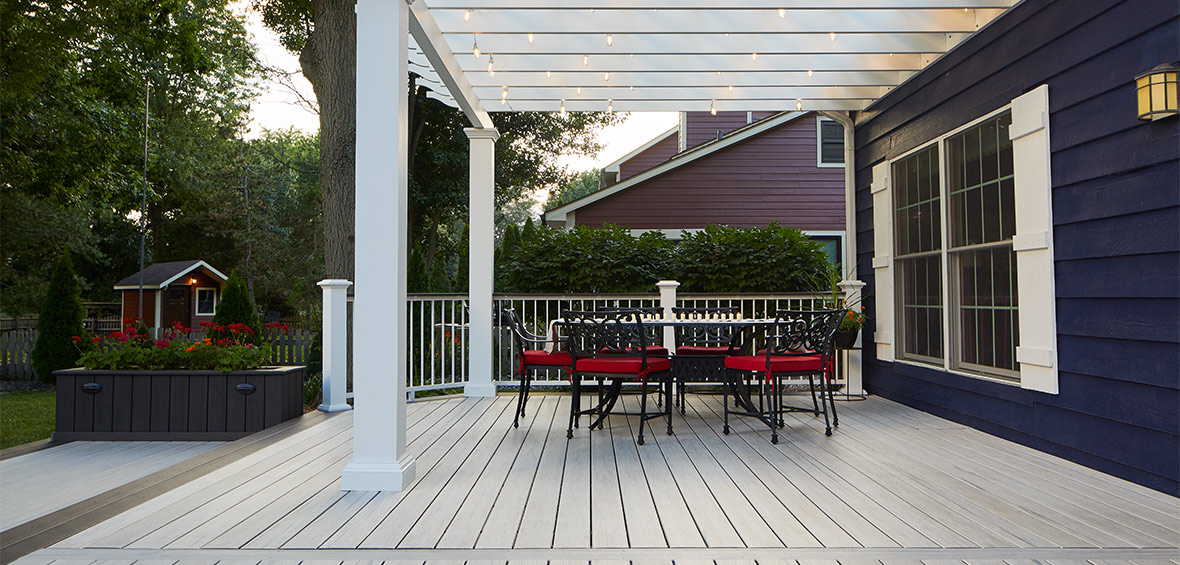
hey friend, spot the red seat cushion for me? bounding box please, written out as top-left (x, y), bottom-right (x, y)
top-left (521, 350), bottom-right (574, 367)
top-left (576, 356), bottom-right (672, 375)
top-left (724, 354), bottom-right (823, 373)
top-left (676, 345), bottom-right (730, 356)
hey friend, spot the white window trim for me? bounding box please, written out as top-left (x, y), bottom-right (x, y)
top-left (195, 287), bottom-right (218, 316)
top-left (875, 85), bottom-right (1057, 394)
top-left (817, 115), bottom-right (845, 168)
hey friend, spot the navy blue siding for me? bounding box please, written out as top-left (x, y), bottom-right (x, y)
top-left (852, 0), bottom-right (1179, 494)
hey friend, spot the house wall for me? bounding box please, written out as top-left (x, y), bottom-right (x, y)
top-left (186, 271), bottom-right (223, 329)
top-left (618, 134), bottom-right (678, 182)
top-left (575, 113), bottom-right (845, 231)
top-left (120, 290), bottom-right (157, 326)
top-left (684, 111), bottom-right (752, 150)
top-left (852, 0), bottom-right (1179, 494)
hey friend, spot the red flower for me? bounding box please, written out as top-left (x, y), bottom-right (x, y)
top-left (111, 331), bottom-right (124, 340)
top-left (280, 324), bottom-right (288, 332)
top-left (155, 339), bottom-right (170, 349)
top-left (71, 335), bottom-right (82, 343)
top-left (90, 336), bottom-right (102, 344)
top-left (217, 338), bottom-right (229, 346)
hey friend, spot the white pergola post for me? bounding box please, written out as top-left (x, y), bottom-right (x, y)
top-left (317, 279), bottom-right (353, 413)
top-left (464, 127), bottom-right (499, 398)
top-left (342, 0), bottom-right (415, 492)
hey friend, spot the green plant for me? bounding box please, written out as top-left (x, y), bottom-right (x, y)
top-left (675, 223), bottom-right (830, 293)
top-left (303, 372), bottom-right (323, 406)
top-left (504, 224), bottom-right (675, 293)
top-left (32, 250), bottom-right (89, 383)
top-left (210, 273), bottom-right (262, 345)
top-left (76, 320), bottom-right (277, 373)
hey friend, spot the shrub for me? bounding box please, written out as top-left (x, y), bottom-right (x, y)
top-left (210, 272), bottom-right (261, 344)
top-left (77, 320), bottom-right (277, 373)
top-left (32, 251), bottom-right (89, 383)
top-left (675, 223), bottom-right (830, 292)
top-left (504, 224), bottom-right (675, 293)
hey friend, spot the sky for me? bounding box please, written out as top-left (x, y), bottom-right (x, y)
top-left (240, 7), bottom-right (678, 173)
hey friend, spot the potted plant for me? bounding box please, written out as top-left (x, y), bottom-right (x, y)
top-left (808, 262), bottom-right (869, 349)
top-left (834, 307), bottom-right (867, 349)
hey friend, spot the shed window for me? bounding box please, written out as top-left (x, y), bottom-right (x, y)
top-left (818, 117), bottom-right (845, 166)
top-left (196, 287), bottom-right (217, 316)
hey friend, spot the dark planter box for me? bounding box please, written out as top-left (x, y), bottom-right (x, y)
top-left (52, 366), bottom-right (306, 441)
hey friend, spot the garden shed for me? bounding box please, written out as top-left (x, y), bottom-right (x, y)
top-left (114, 260), bottom-right (227, 331)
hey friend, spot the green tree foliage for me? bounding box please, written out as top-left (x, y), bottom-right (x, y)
top-left (210, 273), bottom-right (262, 343)
top-left (504, 225), bottom-right (675, 293)
top-left (675, 223), bottom-right (830, 292)
top-left (544, 169), bottom-right (602, 210)
top-left (31, 252), bottom-right (88, 383)
top-left (499, 223), bottom-right (831, 293)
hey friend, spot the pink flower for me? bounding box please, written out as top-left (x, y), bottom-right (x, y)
top-left (155, 339), bottom-right (170, 349)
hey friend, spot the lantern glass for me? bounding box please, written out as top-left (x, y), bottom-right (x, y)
top-left (1136, 66), bottom-right (1179, 121)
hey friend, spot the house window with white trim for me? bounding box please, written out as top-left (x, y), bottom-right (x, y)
top-left (817, 116), bottom-right (844, 167)
top-left (891, 112), bottom-right (1018, 378)
top-left (196, 287), bottom-right (217, 316)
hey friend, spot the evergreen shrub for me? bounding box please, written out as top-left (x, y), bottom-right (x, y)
top-left (209, 272), bottom-right (261, 344)
top-left (32, 251), bottom-right (89, 383)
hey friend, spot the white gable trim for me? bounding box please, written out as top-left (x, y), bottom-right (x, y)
top-left (113, 261), bottom-right (228, 290)
top-left (547, 111), bottom-right (807, 224)
top-left (603, 127), bottom-right (678, 175)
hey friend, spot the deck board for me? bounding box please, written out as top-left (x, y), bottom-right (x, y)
top-left (13, 393), bottom-right (1174, 565)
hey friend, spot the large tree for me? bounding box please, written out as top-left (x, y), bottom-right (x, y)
top-left (251, 1), bottom-right (620, 286)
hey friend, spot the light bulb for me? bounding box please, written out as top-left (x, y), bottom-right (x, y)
top-left (472, 37), bottom-right (480, 58)
top-left (830, 32), bottom-right (836, 41)
top-left (464, 9), bottom-right (471, 22)
top-left (576, 86), bottom-right (582, 95)
top-left (807, 69), bottom-right (813, 77)
top-left (796, 98), bottom-right (802, 110)
top-left (723, 33), bottom-right (729, 38)
top-left (728, 85), bottom-right (733, 92)
top-left (629, 85), bottom-right (634, 91)
top-left (607, 99), bottom-right (613, 113)
top-left (606, 34), bottom-right (613, 46)
top-left (501, 86), bottom-right (507, 98)
top-left (487, 55), bottom-right (494, 76)
top-left (546, 70), bottom-right (552, 79)
top-left (628, 53), bottom-right (634, 58)
top-left (778, 7), bottom-right (785, 18)
top-left (560, 100), bottom-right (566, 115)
top-left (604, 72), bottom-right (610, 81)
top-left (751, 52), bottom-right (758, 61)
top-left (527, 33), bottom-right (534, 44)
top-left (583, 54), bottom-right (589, 66)
top-left (710, 100), bottom-right (717, 115)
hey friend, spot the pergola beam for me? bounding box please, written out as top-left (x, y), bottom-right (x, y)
top-left (409, 0), bottom-right (495, 128)
top-left (496, 99), bottom-right (870, 111)
top-left (445, 32), bottom-right (955, 55)
top-left (466, 70), bottom-right (905, 87)
top-left (461, 53), bottom-right (925, 72)
top-left (481, 85), bottom-right (889, 99)
top-left (430, 0), bottom-right (1011, 8)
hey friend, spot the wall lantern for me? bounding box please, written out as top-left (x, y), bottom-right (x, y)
top-left (1135, 64), bottom-right (1178, 121)
top-left (190, 277), bottom-right (197, 284)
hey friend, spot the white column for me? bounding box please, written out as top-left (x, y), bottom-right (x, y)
top-left (463, 127), bottom-right (499, 398)
top-left (838, 279), bottom-right (866, 395)
top-left (317, 279), bottom-right (352, 412)
top-left (343, 0), bottom-right (415, 492)
top-left (656, 280), bottom-right (679, 350)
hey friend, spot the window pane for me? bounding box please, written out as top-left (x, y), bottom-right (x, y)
top-left (197, 289), bottom-right (216, 314)
top-left (898, 255), bottom-right (944, 361)
top-left (948, 112), bottom-right (1014, 248)
top-left (954, 246), bottom-right (1019, 374)
top-left (821, 120), bottom-right (844, 164)
top-left (894, 145), bottom-right (942, 256)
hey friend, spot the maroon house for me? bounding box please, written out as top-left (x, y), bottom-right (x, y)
top-left (115, 260), bottom-right (227, 330)
top-left (543, 110), bottom-right (848, 259)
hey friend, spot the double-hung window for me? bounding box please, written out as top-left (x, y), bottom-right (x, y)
top-left (872, 85), bottom-right (1057, 392)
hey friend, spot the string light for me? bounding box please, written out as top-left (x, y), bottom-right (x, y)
top-left (796, 98), bottom-right (803, 110)
top-left (576, 86), bottom-right (582, 95)
top-left (830, 32), bottom-right (836, 41)
top-left (710, 100), bottom-right (717, 115)
top-left (583, 54), bottom-right (590, 66)
top-left (807, 69), bottom-right (813, 77)
top-left (560, 100), bottom-right (566, 115)
top-left (629, 85), bottom-right (634, 91)
top-left (606, 34), bottom-right (613, 46)
top-left (464, 9), bottom-right (471, 21)
top-left (472, 36), bottom-right (480, 58)
top-left (728, 85), bottom-right (734, 92)
top-left (628, 53), bottom-right (634, 58)
top-left (604, 71), bottom-right (610, 81)
top-left (778, 7), bottom-right (785, 18)
top-left (607, 99), bottom-right (613, 113)
top-left (751, 52), bottom-right (758, 61)
top-left (527, 32), bottom-right (534, 44)
top-left (546, 70), bottom-right (552, 79)
top-left (487, 54), bottom-right (495, 76)
top-left (723, 33), bottom-right (729, 38)
top-left (501, 86), bottom-right (507, 104)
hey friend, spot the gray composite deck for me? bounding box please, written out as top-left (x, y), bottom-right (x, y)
top-left (11, 393), bottom-right (1180, 564)
top-left (0, 441), bottom-right (223, 530)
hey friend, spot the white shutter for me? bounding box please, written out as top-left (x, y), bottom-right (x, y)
top-left (871, 160), bottom-right (895, 363)
top-left (1009, 84), bottom-right (1058, 394)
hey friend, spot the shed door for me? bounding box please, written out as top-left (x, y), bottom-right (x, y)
top-left (162, 287), bottom-right (190, 329)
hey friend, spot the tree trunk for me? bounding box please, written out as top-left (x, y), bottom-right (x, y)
top-left (301, 0), bottom-right (356, 281)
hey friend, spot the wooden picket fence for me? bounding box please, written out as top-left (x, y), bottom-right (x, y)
top-left (0, 328), bottom-right (317, 381)
top-left (0, 329), bottom-right (37, 380)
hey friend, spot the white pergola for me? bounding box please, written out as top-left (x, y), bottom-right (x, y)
top-left (345, 0), bottom-right (1016, 491)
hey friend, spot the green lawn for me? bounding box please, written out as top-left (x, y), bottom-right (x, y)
top-left (0, 390), bottom-right (56, 450)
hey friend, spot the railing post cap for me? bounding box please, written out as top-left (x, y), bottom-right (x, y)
top-left (837, 279), bottom-right (866, 290)
top-left (656, 280), bottom-right (681, 288)
top-left (317, 279), bottom-right (353, 289)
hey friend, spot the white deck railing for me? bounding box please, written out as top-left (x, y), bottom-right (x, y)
top-left (318, 281), bottom-right (858, 400)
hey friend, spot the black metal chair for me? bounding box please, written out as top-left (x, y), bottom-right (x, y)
top-left (595, 306), bottom-right (669, 358)
top-left (721, 309), bottom-right (843, 443)
top-left (561, 308), bottom-right (673, 445)
top-left (669, 306), bottom-right (741, 413)
top-left (501, 308), bottom-right (574, 428)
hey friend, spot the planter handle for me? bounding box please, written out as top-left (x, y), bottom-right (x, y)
top-left (81, 382), bottom-right (102, 394)
top-left (236, 383), bottom-right (257, 395)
